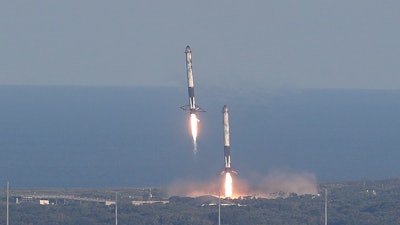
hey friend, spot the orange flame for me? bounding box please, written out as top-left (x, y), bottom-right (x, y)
top-left (225, 172), bottom-right (233, 198)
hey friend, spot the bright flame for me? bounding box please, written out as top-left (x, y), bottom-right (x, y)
top-left (190, 114), bottom-right (198, 141)
top-left (190, 113), bottom-right (198, 153)
top-left (225, 172), bottom-right (233, 198)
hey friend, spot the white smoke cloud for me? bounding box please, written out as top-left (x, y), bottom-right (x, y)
top-left (254, 169), bottom-right (318, 198)
top-left (167, 178), bottom-right (220, 197)
top-left (167, 169), bottom-right (318, 199)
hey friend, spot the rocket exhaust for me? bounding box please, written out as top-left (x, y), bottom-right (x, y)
top-left (221, 105), bottom-right (236, 198)
top-left (181, 45), bottom-right (204, 154)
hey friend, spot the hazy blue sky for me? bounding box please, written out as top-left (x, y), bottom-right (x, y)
top-left (1, 1), bottom-right (399, 89)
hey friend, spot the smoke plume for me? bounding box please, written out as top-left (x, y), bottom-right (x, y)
top-left (249, 169), bottom-right (318, 198)
top-left (167, 178), bottom-right (220, 197)
top-left (167, 169), bottom-right (318, 199)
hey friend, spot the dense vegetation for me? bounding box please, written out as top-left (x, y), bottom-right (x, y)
top-left (1, 179), bottom-right (400, 225)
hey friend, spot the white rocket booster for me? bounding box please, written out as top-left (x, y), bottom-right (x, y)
top-left (223, 105), bottom-right (231, 171)
top-left (181, 45), bottom-right (204, 113)
top-left (222, 105), bottom-right (236, 174)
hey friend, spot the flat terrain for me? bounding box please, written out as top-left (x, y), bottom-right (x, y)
top-left (1, 179), bottom-right (400, 225)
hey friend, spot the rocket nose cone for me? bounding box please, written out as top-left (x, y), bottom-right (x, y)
top-left (223, 105), bottom-right (229, 113)
top-left (185, 45), bottom-right (191, 53)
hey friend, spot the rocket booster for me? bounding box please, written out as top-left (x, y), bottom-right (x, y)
top-left (222, 105), bottom-right (236, 174)
top-left (181, 45), bottom-right (204, 113)
top-left (223, 105), bottom-right (231, 171)
top-left (186, 45), bottom-right (195, 110)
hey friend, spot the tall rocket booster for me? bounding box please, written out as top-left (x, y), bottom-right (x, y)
top-left (181, 45), bottom-right (204, 113)
top-left (222, 105), bottom-right (235, 174)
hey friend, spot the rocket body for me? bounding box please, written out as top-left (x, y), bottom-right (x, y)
top-left (186, 46), bottom-right (196, 112)
top-left (181, 45), bottom-right (204, 113)
top-left (223, 105), bottom-right (233, 173)
top-left (222, 106), bottom-right (235, 198)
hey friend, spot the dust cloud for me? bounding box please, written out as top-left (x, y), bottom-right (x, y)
top-left (167, 169), bottom-right (318, 198)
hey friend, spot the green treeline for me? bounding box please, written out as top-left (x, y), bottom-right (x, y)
top-left (1, 179), bottom-right (400, 225)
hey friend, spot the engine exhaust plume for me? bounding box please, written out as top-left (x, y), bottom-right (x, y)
top-left (224, 172), bottom-right (233, 198)
top-left (220, 105), bottom-right (237, 197)
top-left (180, 45), bottom-right (205, 155)
top-left (190, 113), bottom-right (199, 154)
